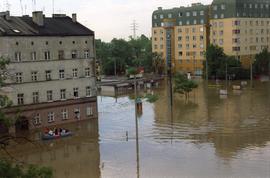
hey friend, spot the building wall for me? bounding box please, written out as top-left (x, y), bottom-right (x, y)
top-left (0, 36), bottom-right (96, 106)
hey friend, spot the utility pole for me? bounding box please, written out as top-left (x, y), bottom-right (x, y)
top-left (52, 0), bottom-right (55, 14)
top-left (130, 20), bottom-right (138, 39)
top-left (250, 54), bottom-right (253, 88)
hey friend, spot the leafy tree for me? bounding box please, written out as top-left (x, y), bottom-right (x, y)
top-left (152, 52), bottom-right (164, 74)
top-left (254, 48), bottom-right (270, 75)
top-left (204, 44), bottom-right (247, 79)
top-left (174, 73), bottom-right (198, 100)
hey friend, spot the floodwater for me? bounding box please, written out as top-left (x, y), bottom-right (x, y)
top-left (2, 80), bottom-right (270, 178)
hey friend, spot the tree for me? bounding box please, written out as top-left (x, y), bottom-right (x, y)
top-left (174, 73), bottom-right (198, 100)
top-left (254, 48), bottom-right (270, 75)
top-left (205, 44), bottom-right (247, 79)
top-left (152, 52), bottom-right (164, 74)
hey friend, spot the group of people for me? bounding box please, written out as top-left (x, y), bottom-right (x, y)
top-left (44, 127), bottom-right (69, 136)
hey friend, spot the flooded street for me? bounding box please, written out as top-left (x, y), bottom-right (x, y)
top-left (2, 80), bottom-right (270, 178)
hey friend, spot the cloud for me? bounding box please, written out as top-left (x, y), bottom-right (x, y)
top-left (6, 0), bottom-right (212, 41)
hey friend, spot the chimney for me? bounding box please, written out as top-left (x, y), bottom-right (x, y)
top-left (0, 11), bottom-right (10, 21)
top-left (32, 11), bottom-right (44, 26)
top-left (72, 13), bottom-right (77, 23)
top-left (158, 7), bottom-right (162, 10)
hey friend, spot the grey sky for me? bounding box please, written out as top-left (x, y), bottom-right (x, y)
top-left (1, 0), bottom-right (212, 41)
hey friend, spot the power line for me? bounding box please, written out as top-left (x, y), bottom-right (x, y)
top-left (130, 20), bottom-right (138, 39)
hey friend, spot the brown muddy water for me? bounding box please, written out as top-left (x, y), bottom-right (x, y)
top-left (1, 80), bottom-right (270, 178)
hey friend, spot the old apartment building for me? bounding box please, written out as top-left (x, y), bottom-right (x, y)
top-left (152, 0), bottom-right (270, 74)
top-left (0, 11), bottom-right (97, 132)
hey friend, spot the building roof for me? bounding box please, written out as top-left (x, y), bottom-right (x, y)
top-left (0, 12), bottom-right (94, 37)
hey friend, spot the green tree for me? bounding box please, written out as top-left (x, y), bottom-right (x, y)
top-left (205, 44), bottom-right (246, 79)
top-left (174, 73), bottom-right (198, 100)
top-left (254, 48), bottom-right (270, 75)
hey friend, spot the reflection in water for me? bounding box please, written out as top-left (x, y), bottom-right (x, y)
top-left (2, 80), bottom-right (270, 177)
top-left (1, 120), bottom-right (100, 178)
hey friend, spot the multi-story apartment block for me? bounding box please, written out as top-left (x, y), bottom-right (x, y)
top-left (0, 11), bottom-right (97, 132)
top-left (210, 0), bottom-right (270, 68)
top-left (152, 0), bottom-right (270, 74)
top-left (152, 3), bottom-right (209, 75)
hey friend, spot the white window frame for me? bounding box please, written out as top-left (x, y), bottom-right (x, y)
top-left (33, 113), bottom-right (42, 125)
top-left (48, 112), bottom-right (55, 123)
top-left (61, 109), bottom-right (69, 120)
top-left (60, 89), bottom-right (66, 100)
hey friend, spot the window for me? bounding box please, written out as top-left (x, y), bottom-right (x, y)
top-left (219, 39), bottom-right (224, 45)
top-left (200, 35), bottom-right (204, 41)
top-left (48, 112), bottom-right (55, 123)
top-left (160, 14), bottom-right (164, 19)
top-left (213, 5), bottom-right (218, 10)
top-left (33, 92), bottom-right (39, 103)
top-left (168, 13), bottom-right (172, 18)
top-left (178, 36), bottom-right (182, 41)
top-left (45, 70), bottom-right (51, 81)
top-left (200, 11), bottom-right (204, 15)
top-left (31, 71), bottom-right (38, 81)
top-left (71, 50), bottom-right (77, 59)
top-left (86, 107), bottom-right (93, 117)
top-left (249, 4), bottom-right (252, 9)
top-left (15, 52), bottom-right (21, 62)
top-left (86, 86), bottom-right (91, 97)
top-left (33, 114), bottom-right (41, 125)
top-left (193, 20), bottom-right (197, 25)
top-left (60, 89), bottom-right (66, 100)
top-left (193, 11), bottom-right (197, 16)
top-left (233, 47), bottom-right (240, 51)
top-left (31, 52), bottom-right (36, 61)
top-left (214, 14), bottom-right (218, 19)
top-left (200, 19), bottom-right (204, 24)
top-left (153, 15), bottom-right (157, 19)
top-left (85, 68), bottom-right (90, 77)
top-left (219, 22), bottom-right (224, 27)
top-left (44, 51), bottom-right (50, 60)
top-left (186, 36), bottom-right (190, 41)
top-left (221, 4), bottom-right (226, 10)
top-left (178, 51), bottom-right (183, 56)
top-left (186, 12), bottom-right (190, 17)
top-left (15, 72), bottom-right (23, 83)
top-left (72, 68), bottom-right (78, 78)
top-left (179, 21), bottom-right (182, 26)
top-left (84, 50), bottom-right (90, 59)
top-left (17, 94), bottom-right (24, 105)
top-left (47, 90), bottom-right (53, 101)
top-left (73, 88), bottom-right (79, 98)
top-left (59, 70), bottom-right (65, 79)
top-left (74, 108), bottom-right (80, 119)
top-left (200, 27), bottom-right (204, 32)
top-left (179, 12), bottom-right (183, 17)
top-left (186, 20), bottom-right (190, 25)
top-left (61, 109), bottom-right (68, 120)
top-left (58, 50), bottom-right (64, 60)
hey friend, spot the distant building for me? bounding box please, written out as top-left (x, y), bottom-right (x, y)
top-left (152, 0), bottom-right (270, 75)
top-left (0, 11), bottom-right (97, 132)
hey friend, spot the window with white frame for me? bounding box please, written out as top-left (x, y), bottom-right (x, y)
top-left (193, 11), bottom-right (197, 16)
top-left (59, 69), bottom-right (65, 79)
top-left (186, 12), bottom-right (190, 17)
top-left (17, 93), bottom-right (24, 105)
top-left (84, 50), bottom-right (90, 59)
top-left (48, 112), bottom-right (55, 123)
top-left (160, 14), bottom-right (164, 19)
top-left (213, 5), bottom-right (218, 10)
top-left (221, 4), bottom-right (226, 10)
top-left (73, 88), bottom-right (79, 98)
top-left (74, 108), bottom-right (80, 119)
top-left (200, 11), bottom-right (204, 15)
top-left (168, 13), bottom-right (172, 18)
top-left (15, 52), bottom-right (21, 62)
top-left (60, 89), bottom-right (66, 100)
top-left (31, 52), bottom-right (37, 61)
top-left (61, 109), bottom-right (68, 120)
top-left (47, 90), bottom-right (53, 101)
top-left (33, 113), bottom-right (42, 125)
top-left (86, 107), bottom-right (93, 117)
top-left (33, 92), bottom-right (39, 103)
top-left (71, 50), bottom-right (77, 59)
top-left (44, 51), bottom-right (51, 60)
top-left (72, 68), bottom-right (78, 78)
top-left (31, 71), bottom-right (38, 81)
top-left (86, 86), bottom-right (91, 97)
top-left (45, 70), bottom-right (51, 81)
top-left (85, 68), bottom-right (90, 77)
top-left (15, 72), bottom-right (23, 83)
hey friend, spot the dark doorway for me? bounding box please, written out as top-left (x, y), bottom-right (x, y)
top-left (15, 116), bottom-right (29, 132)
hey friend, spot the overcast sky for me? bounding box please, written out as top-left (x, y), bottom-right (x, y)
top-left (1, 0), bottom-right (212, 41)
